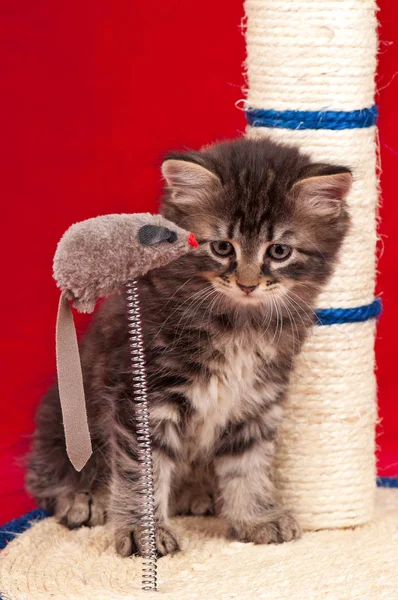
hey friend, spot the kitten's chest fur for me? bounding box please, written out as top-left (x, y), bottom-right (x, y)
top-left (182, 334), bottom-right (276, 461)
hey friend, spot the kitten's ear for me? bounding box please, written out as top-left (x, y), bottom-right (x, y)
top-left (291, 165), bottom-right (352, 219)
top-left (161, 159), bottom-right (220, 202)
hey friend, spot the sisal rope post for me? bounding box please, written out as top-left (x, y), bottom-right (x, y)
top-left (244, 0), bottom-right (379, 529)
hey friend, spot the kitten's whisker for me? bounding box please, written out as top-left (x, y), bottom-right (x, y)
top-left (162, 277), bottom-right (195, 309)
top-left (285, 297), bottom-right (308, 338)
top-left (283, 296), bottom-right (310, 331)
top-left (287, 288), bottom-right (317, 314)
top-left (188, 293), bottom-right (220, 351)
top-left (258, 300), bottom-right (275, 342)
top-left (280, 297), bottom-right (298, 365)
top-left (170, 287), bottom-right (219, 350)
top-left (192, 289), bottom-right (221, 331)
top-left (179, 288), bottom-right (219, 326)
top-left (259, 311), bottom-right (271, 336)
top-left (264, 294), bottom-right (274, 343)
top-left (147, 285), bottom-right (215, 358)
top-left (148, 284), bottom-right (206, 344)
top-left (270, 296), bottom-right (281, 345)
top-left (276, 301), bottom-right (284, 346)
top-left (285, 291), bottom-right (315, 318)
top-left (197, 293), bottom-right (223, 349)
top-left (285, 291), bottom-right (316, 324)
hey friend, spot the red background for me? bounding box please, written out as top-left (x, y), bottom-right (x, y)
top-left (0, 1), bottom-right (397, 525)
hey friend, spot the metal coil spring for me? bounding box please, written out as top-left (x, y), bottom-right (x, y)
top-left (125, 280), bottom-right (157, 591)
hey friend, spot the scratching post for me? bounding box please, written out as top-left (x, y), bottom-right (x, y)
top-left (244, 0), bottom-right (379, 528)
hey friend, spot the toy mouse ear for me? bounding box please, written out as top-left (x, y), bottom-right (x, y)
top-left (138, 224), bottom-right (177, 246)
top-left (55, 293), bottom-right (92, 471)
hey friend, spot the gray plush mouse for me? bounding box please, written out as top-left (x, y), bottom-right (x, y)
top-left (53, 213), bottom-right (197, 472)
top-left (54, 212), bottom-right (197, 313)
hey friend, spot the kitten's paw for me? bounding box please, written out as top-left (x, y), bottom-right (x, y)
top-left (173, 491), bottom-right (215, 516)
top-left (190, 493), bottom-right (215, 516)
top-left (115, 524), bottom-right (181, 558)
top-left (56, 490), bottom-right (107, 529)
top-left (229, 510), bottom-right (301, 545)
top-left (155, 524), bottom-right (181, 556)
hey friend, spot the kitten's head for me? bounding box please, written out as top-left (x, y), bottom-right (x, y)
top-left (160, 138), bottom-right (351, 314)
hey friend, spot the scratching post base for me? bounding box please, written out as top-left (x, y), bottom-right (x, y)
top-left (1, 487), bottom-right (397, 599)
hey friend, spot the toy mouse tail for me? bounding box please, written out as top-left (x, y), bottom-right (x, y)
top-left (55, 292), bottom-right (93, 471)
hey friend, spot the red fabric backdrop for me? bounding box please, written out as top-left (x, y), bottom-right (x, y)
top-left (0, 0), bottom-right (397, 525)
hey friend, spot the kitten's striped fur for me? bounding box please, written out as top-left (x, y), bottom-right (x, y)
top-left (26, 138), bottom-right (351, 555)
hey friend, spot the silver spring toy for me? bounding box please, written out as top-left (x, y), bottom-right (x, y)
top-left (125, 279), bottom-right (158, 591)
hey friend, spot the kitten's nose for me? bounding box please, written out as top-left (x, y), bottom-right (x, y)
top-left (237, 282), bottom-right (258, 294)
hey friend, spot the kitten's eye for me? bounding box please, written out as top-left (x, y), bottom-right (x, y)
top-left (210, 241), bottom-right (235, 257)
top-left (267, 244), bottom-right (292, 261)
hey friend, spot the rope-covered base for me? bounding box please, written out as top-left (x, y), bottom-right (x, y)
top-left (1, 487), bottom-right (398, 600)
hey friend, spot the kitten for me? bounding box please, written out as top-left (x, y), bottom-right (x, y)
top-left (26, 137), bottom-right (351, 556)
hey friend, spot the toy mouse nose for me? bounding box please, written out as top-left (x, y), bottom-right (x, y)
top-left (188, 233), bottom-right (198, 248)
top-left (237, 282), bottom-right (258, 294)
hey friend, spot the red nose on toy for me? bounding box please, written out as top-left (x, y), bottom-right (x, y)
top-left (188, 232), bottom-right (198, 248)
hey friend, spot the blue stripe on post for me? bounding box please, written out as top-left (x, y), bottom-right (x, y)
top-left (245, 106), bottom-right (378, 130)
top-left (315, 298), bottom-right (382, 326)
top-left (377, 477), bottom-right (398, 488)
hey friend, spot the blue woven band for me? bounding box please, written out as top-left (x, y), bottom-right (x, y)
top-left (315, 298), bottom-right (382, 326)
top-left (245, 106), bottom-right (378, 130)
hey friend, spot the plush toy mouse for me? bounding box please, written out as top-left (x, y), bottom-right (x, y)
top-left (53, 213), bottom-right (197, 474)
top-left (54, 212), bottom-right (197, 313)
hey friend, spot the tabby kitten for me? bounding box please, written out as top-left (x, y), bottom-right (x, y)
top-left (26, 137), bottom-right (351, 556)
